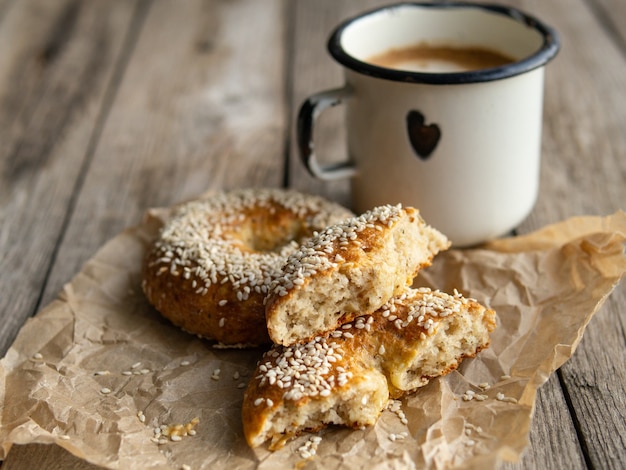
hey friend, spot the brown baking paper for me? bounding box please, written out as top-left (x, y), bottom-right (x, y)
top-left (0, 207), bottom-right (625, 470)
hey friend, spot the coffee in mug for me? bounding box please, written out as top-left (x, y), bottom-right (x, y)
top-left (297, 2), bottom-right (559, 247)
top-left (367, 43), bottom-right (515, 73)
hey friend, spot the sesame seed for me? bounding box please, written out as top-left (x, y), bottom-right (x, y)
top-left (250, 287), bottom-right (483, 440)
top-left (267, 205), bottom-right (403, 300)
top-left (297, 435), bottom-right (323, 459)
top-left (496, 392), bottom-right (518, 404)
top-left (146, 189), bottom-right (353, 315)
top-left (32, 353), bottom-right (43, 360)
top-left (100, 387), bottom-right (112, 395)
top-left (180, 360), bottom-right (190, 366)
top-left (94, 370), bottom-right (110, 376)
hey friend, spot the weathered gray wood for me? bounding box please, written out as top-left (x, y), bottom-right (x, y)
top-left (559, 304), bottom-right (626, 470)
top-left (39, 0), bottom-right (289, 307)
top-left (500, 375), bottom-right (587, 470)
top-left (286, 1), bottom-right (602, 469)
top-left (591, 0), bottom-right (626, 47)
top-left (1, 0), bottom-right (288, 468)
top-left (0, 0), bottom-right (139, 355)
top-left (0, 0), bottom-right (624, 468)
top-left (512, 1), bottom-right (626, 469)
top-left (288, 0), bottom-right (354, 207)
top-left (2, 0), bottom-right (297, 466)
top-left (0, 0), bottom-right (14, 24)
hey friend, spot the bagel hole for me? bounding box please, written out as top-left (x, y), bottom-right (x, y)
top-left (233, 211), bottom-right (312, 253)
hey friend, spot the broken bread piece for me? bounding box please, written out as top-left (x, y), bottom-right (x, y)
top-left (265, 205), bottom-right (450, 346)
top-left (243, 287), bottom-right (496, 448)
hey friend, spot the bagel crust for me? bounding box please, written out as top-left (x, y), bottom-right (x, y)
top-left (141, 188), bottom-right (353, 346)
top-left (242, 287), bottom-right (497, 448)
top-left (265, 205), bottom-right (450, 346)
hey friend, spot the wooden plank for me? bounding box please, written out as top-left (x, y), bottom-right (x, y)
top-left (38, 0), bottom-right (289, 307)
top-left (511, 0), bottom-right (626, 468)
top-left (0, 0), bottom-right (14, 24)
top-left (2, 0), bottom-right (289, 468)
top-left (500, 376), bottom-right (586, 470)
top-left (287, 1), bottom-right (626, 468)
top-left (514, 0), bottom-right (626, 226)
top-left (287, 1), bottom-right (586, 469)
top-left (591, 0), bottom-right (626, 48)
top-left (287, 0), bottom-right (385, 207)
top-left (0, 0), bottom-right (138, 355)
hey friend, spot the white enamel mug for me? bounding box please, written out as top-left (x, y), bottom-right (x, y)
top-left (297, 2), bottom-right (559, 247)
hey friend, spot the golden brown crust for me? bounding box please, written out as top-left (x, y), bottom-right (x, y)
top-left (265, 205), bottom-right (451, 346)
top-left (243, 287), bottom-right (496, 447)
top-left (141, 188), bottom-right (353, 346)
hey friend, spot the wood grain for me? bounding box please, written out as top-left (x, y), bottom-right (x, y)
top-left (512, 1), bottom-right (626, 469)
top-left (286, 1), bottom-right (625, 469)
top-left (502, 374), bottom-right (587, 470)
top-left (592, 0), bottom-right (626, 47)
top-left (0, 0), bottom-right (623, 468)
top-left (0, 0), bottom-right (138, 355)
top-left (1, 1), bottom-right (288, 468)
top-left (39, 0), bottom-right (288, 307)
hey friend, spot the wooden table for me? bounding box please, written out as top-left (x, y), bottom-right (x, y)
top-left (0, 0), bottom-right (624, 468)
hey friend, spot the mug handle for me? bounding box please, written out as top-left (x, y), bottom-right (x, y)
top-left (297, 86), bottom-right (357, 180)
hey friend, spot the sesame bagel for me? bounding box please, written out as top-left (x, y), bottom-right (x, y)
top-left (243, 287), bottom-right (497, 448)
top-left (141, 188), bottom-right (353, 347)
top-left (265, 205), bottom-right (450, 346)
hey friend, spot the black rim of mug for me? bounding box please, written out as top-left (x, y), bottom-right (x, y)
top-left (327, 2), bottom-right (561, 85)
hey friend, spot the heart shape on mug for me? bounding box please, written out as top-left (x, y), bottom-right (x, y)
top-left (406, 110), bottom-right (441, 160)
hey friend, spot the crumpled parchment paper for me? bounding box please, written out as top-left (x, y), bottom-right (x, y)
top-left (0, 205), bottom-right (624, 470)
